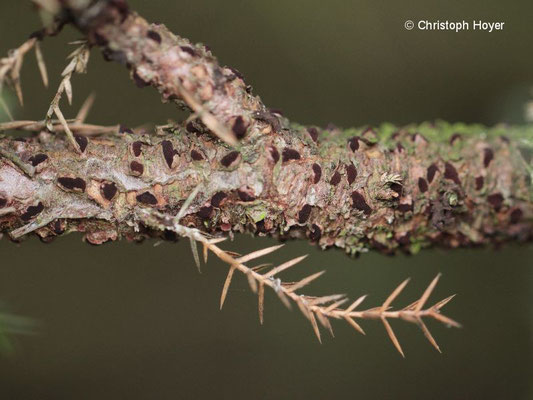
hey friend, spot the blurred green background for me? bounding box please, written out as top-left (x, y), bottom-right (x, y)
top-left (1, 0), bottom-right (532, 399)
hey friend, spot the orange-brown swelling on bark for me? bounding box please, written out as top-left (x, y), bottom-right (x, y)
top-left (0, 122), bottom-right (531, 252)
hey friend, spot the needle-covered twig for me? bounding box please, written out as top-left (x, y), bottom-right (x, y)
top-left (138, 203), bottom-right (459, 356)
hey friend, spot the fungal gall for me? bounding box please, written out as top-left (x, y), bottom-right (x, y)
top-left (180, 46), bottom-right (197, 56)
top-left (191, 150), bottom-right (204, 161)
top-left (390, 183), bottom-right (403, 197)
top-left (74, 135), bottom-right (88, 152)
top-left (330, 171), bottom-right (341, 186)
top-left (130, 161), bottom-right (144, 176)
top-left (397, 203), bottom-right (414, 213)
top-left (211, 192), bottom-right (227, 208)
top-left (29, 154), bottom-right (48, 167)
top-left (418, 177), bottom-right (428, 193)
top-left (307, 127), bottom-right (319, 143)
top-left (348, 137), bottom-right (359, 152)
top-left (475, 176), bottom-right (484, 190)
top-left (487, 193), bottom-right (504, 211)
top-left (282, 148), bottom-right (301, 162)
top-left (232, 116), bottom-right (248, 140)
top-left (346, 164), bottom-right (357, 185)
top-left (483, 148), bottom-right (494, 168)
top-left (57, 177), bottom-right (86, 192)
top-left (298, 204), bottom-right (312, 224)
top-left (198, 206), bottom-right (213, 219)
top-left (312, 163), bottom-right (322, 184)
top-left (131, 141), bottom-right (143, 157)
top-left (221, 151), bottom-right (240, 167)
top-left (269, 146), bottom-right (280, 163)
top-left (161, 140), bottom-right (175, 168)
top-left (21, 202), bottom-right (44, 222)
top-left (101, 182), bottom-right (118, 201)
top-left (427, 163), bottom-right (438, 183)
top-left (444, 162), bottom-right (461, 185)
top-left (136, 192), bottom-right (158, 205)
top-left (351, 191), bottom-right (372, 215)
top-left (147, 30), bottom-right (161, 43)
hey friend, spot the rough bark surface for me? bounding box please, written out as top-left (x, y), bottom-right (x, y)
top-left (1, 0), bottom-right (532, 255)
top-left (1, 121), bottom-right (532, 253)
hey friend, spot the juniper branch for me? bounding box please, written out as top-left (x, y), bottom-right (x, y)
top-left (0, 0), bottom-right (532, 353)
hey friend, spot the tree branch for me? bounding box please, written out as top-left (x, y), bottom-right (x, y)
top-left (0, 0), bottom-right (531, 353)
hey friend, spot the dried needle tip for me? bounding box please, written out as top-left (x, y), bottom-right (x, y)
top-left (34, 41), bottom-right (48, 88)
top-left (219, 266), bottom-right (236, 310)
top-left (76, 92), bottom-right (96, 122)
top-left (382, 317), bottom-right (404, 357)
top-left (189, 237), bottom-right (201, 273)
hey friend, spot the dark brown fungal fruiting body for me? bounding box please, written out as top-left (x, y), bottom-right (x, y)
top-left (161, 140), bottom-right (175, 168)
top-left (307, 127), bottom-right (319, 143)
top-left (427, 163), bottom-right (439, 183)
top-left (136, 192), bottom-right (157, 205)
top-left (298, 204), bottom-right (312, 224)
top-left (190, 150), bottom-right (204, 161)
top-left (57, 177), bottom-right (86, 192)
top-left (146, 30), bottom-right (161, 43)
top-left (351, 191), bottom-right (372, 216)
top-left (74, 135), bottom-right (88, 152)
top-left (418, 178), bottom-right (428, 193)
top-left (198, 206), bottom-right (213, 219)
top-left (101, 182), bottom-right (118, 201)
top-left (131, 141), bottom-right (143, 157)
top-left (220, 151), bottom-right (240, 168)
top-left (346, 164), bottom-right (357, 185)
top-left (29, 154), bottom-right (48, 166)
top-left (475, 176), bottom-right (484, 190)
top-left (444, 162), bottom-right (461, 185)
top-left (232, 116), bottom-right (248, 140)
top-left (282, 148), bottom-right (301, 163)
top-left (348, 137), bottom-right (359, 152)
top-left (330, 171), bottom-right (341, 186)
top-left (20, 202), bottom-right (44, 222)
top-left (130, 161), bottom-right (144, 176)
top-left (211, 192), bottom-right (227, 208)
top-left (312, 163), bottom-right (322, 184)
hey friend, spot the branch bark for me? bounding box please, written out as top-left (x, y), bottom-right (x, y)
top-left (0, 0), bottom-right (532, 255)
top-left (1, 119), bottom-right (532, 252)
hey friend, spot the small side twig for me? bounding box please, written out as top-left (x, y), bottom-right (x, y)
top-left (138, 203), bottom-right (460, 356)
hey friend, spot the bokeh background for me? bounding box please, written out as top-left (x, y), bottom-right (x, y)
top-left (1, 0), bottom-right (532, 399)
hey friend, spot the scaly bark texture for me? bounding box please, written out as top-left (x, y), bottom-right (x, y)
top-left (0, 0), bottom-right (532, 254)
top-left (1, 120), bottom-right (532, 253)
